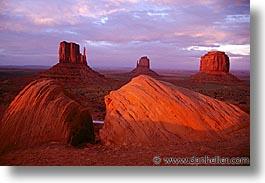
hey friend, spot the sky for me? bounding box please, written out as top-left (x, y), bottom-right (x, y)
top-left (0, 0), bottom-right (250, 70)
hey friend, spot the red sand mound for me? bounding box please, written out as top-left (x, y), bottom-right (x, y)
top-left (100, 75), bottom-right (249, 146)
top-left (0, 79), bottom-right (94, 153)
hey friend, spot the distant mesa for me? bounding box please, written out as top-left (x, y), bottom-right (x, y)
top-left (59, 41), bottom-right (87, 65)
top-left (0, 79), bottom-right (95, 152)
top-left (39, 41), bottom-right (107, 83)
top-left (137, 56), bottom-right (150, 68)
top-left (191, 51), bottom-right (240, 83)
top-left (200, 51), bottom-right (229, 73)
top-left (100, 75), bottom-right (249, 146)
top-left (127, 56), bottom-right (159, 77)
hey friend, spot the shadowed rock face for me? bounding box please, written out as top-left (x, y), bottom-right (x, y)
top-left (200, 51), bottom-right (230, 73)
top-left (100, 75), bottom-right (249, 146)
top-left (128, 56), bottom-right (159, 77)
top-left (59, 41), bottom-right (87, 65)
top-left (0, 79), bottom-right (94, 152)
top-left (137, 56), bottom-right (150, 68)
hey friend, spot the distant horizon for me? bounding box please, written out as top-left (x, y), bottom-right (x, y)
top-left (0, 63), bottom-right (250, 72)
top-left (0, 0), bottom-right (250, 70)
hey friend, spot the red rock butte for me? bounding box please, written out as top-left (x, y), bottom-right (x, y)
top-left (39, 41), bottom-right (107, 83)
top-left (200, 51), bottom-right (230, 73)
top-left (59, 41), bottom-right (87, 65)
top-left (127, 56), bottom-right (159, 77)
top-left (191, 51), bottom-right (240, 83)
top-left (137, 56), bottom-right (150, 68)
top-left (99, 75), bottom-right (249, 146)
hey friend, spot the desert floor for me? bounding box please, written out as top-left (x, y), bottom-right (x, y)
top-left (0, 68), bottom-right (250, 166)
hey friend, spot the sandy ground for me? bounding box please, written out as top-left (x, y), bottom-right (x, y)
top-left (0, 136), bottom-right (249, 166)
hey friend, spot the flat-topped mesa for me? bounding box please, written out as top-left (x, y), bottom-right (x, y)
top-left (137, 56), bottom-right (150, 69)
top-left (200, 51), bottom-right (230, 73)
top-left (191, 51), bottom-right (240, 83)
top-left (59, 41), bottom-right (87, 65)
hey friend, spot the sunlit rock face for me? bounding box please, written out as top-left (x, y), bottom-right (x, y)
top-left (200, 51), bottom-right (229, 73)
top-left (191, 51), bottom-right (240, 83)
top-left (0, 79), bottom-right (95, 152)
top-left (38, 41), bottom-right (111, 121)
top-left (40, 41), bottom-right (107, 83)
top-left (100, 75), bottom-right (249, 146)
top-left (59, 41), bottom-right (87, 65)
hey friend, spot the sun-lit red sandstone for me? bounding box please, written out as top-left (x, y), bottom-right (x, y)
top-left (40, 41), bottom-right (106, 83)
top-left (100, 75), bottom-right (249, 146)
top-left (200, 51), bottom-right (230, 73)
top-left (191, 51), bottom-right (240, 83)
top-left (38, 41), bottom-right (113, 120)
top-left (0, 79), bottom-right (94, 152)
top-left (59, 41), bottom-right (87, 65)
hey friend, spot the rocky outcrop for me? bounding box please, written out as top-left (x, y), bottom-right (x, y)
top-left (59, 41), bottom-right (87, 65)
top-left (100, 75), bottom-right (249, 146)
top-left (191, 51), bottom-right (240, 83)
top-left (38, 41), bottom-right (112, 120)
top-left (41, 41), bottom-right (107, 83)
top-left (0, 79), bottom-right (95, 152)
top-left (137, 56), bottom-right (150, 68)
top-left (127, 56), bottom-right (159, 77)
top-left (200, 51), bottom-right (229, 73)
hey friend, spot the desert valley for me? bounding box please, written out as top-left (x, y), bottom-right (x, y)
top-left (0, 41), bottom-right (250, 166)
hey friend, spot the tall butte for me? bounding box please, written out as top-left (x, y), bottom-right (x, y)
top-left (59, 41), bottom-right (87, 65)
top-left (40, 41), bottom-right (106, 83)
top-left (39, 41), bottom-right (111, 120)
top-left (127, 56), bottom-right (159, 77)
top-left (191, 51), bottom-right (240, 83)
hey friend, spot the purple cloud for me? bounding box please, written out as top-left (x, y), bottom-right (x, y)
top-left (0, 0), bottom-right (250, 70)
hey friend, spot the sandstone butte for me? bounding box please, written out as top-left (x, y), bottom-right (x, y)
top-left (39, 41), bottom-right (107, 83)
top-left (0, 79), bottom-right (94, 153)
top-left (59, 41), bottom-right (87, 64)
top-left (128, 56), bottom-right (159, 77)
top-left (191, 51), bottom-right (240, 83)
top-left (100, 75), bottom-right (249, 146)
top-left (200, 51), bottom-right (230, 73)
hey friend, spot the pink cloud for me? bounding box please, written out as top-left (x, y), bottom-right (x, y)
top-left (0, 0), bottom-right (250, 70)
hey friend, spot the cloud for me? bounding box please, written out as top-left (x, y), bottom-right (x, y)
top-left (186, 44), bottom-right (250, 56)
top-left (0, 0), bottom-right (250, 70)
